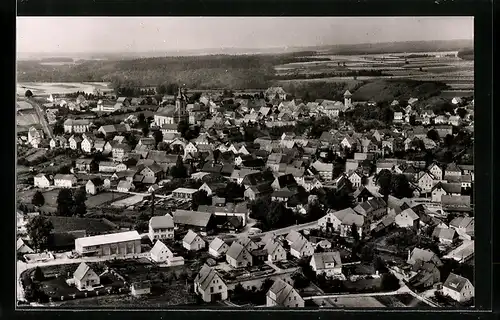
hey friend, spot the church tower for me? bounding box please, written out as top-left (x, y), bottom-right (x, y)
top-left (175, 86), bottom-right (188, 123)
top-left (344, 90), bottom-right (352, 109)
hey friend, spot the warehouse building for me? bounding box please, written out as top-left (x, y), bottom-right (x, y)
top-left (75, 231), bottom-right (142, 256)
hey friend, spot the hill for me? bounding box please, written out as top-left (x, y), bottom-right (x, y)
top-left (351, 79), bottom-right (449, 103)
top-left (16, 53), bottom-right (320, 90)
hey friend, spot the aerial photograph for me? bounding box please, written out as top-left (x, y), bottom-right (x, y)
top-left (16, 17), bottom-right (474, 309)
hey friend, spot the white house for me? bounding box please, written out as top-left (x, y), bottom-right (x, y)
top-left (395, 208), bottom-right (420, 229)
top-left (53, 174), bottom-right (77, 188)
top-left (226, 242), bottom-right (253, 268)
top-left (442, 273), bottom-right (474, 303)
top-left (290, 237), bottom-right (315, 259)
top-left (149, 240), bottom-right (174, 263)
top-left (34, 174), bottom-right (52, 188)
top-left (263, 240), bottom-right (287, 262)
top-left (310, 251), bottom-right (343, 277)
top-left (182, 230), bottom-right (206, 251)
top-left (194, 264), bottom-right (228, 302)
top-left (266, 279), bottom-right (304, 308)
top-left (73, 262), bottom-right (100, 291)
top-left (148, 215), bottom-right (175, 242)
top-left (208, 237), bottom-right (230, 258)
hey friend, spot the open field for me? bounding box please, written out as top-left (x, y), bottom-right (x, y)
top-left (47, 216), bottom-right (117, 234)
top-left (85, 192), bottom-right (129, 208)
top-left (329, 296), bottom-right (386, 308)
top-left (110, 195), bottom-right (145, 208)
top-left (17, 82), bottom-right (113, 96)
top-left (375, 294), bottom-right (431, 308)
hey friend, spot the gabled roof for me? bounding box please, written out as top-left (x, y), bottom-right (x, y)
top-left (408, 248), bottom-right (441, 266)
top-left (194, 264), bottom-right (223, 291)
top-left (209, 237), bottom-right (228, 253)
top-left (226, 241), bottom-right (248, 260)
top-left (443, 273), bottom-right (471, 293)
top-left (397, 208), bottom-right (419, 221)
top-left (268, 279), bottom-right (297, 306)
top-left (183, 229), bottom-right (202, 245)
top-left (150, 215), bottom-right (174, 229)
top-left (150, 240), bottom-right (172, 257)
top-left (311, 251), bottom-right (342, 269)
top-left (432, 227), bottom-right (457, 241)
top-left (73, 262), bottom-right (94, 281)
top-left (173, 210), bottom-right (213, 228)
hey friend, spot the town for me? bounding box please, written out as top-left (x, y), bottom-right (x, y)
top-left (17, 80), bottom-right (474, 308)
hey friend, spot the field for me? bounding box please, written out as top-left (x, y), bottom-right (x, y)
top-left (110, 195), bottom-right (145, 208)
top-left (85, 192), bottom-right (129, 208)
top-left (16, 82), bottom-right (113, 96)
top-left (47, 216), bottom-right (117, 234)
top-left (328, 296), bottom-right (386, 308)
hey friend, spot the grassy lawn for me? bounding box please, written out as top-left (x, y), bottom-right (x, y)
top-left (38, 277), bottom-right (80, 298)
top-left (85, 192), bottom-right (129, 208)
top-left (42, 189), bottom-right (60, 207)
top-left (47, 216), bottom-right (117, 234)
top-left (343, 277), bottom-right (382, 292)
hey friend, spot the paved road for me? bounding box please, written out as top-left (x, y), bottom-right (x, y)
top-left (25, 98), bottom-right (54, 140)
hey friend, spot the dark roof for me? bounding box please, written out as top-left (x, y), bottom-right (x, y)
top-left (242, 171), bottom-right (275, 186)
top-left (275, 174), bottom-right (298, 189)
top-left (443, 273), bottom-right (471, 292)
top-left (173, 210), bottom-right (213, 228)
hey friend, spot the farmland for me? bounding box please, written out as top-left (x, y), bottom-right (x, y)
top-left (16, 82), bottom-right (113, 97)
top-left (110, 195), bottom-right (145, 208)
top-left (85, 192), bottom-right (129, 209)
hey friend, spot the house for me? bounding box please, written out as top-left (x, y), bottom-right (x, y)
top-left (173, 209), bottom-right (215, 235)
top-left (68, 135), bottom-right (82, 150)
top-left (130, 281), bottom-right (151, 297)
top-left (408, 262), bottom-right (441, 290)
top-left (431, 182), bottom-right (462, 202)
top-left (353, 197), bottom-right (387, 223)
top-left (444, 163), bottom-right (462, 178)
top-left (226, 241), bottom-right (253, 268)
top-left (63, 119), bottom-right (91, 134)
top-left (117, 180), bottom-right (135, 192)
top-left (311, 160), bottom-right (333, 181)
top-left (407, 247), bottom-right (443, 267)
top-left (348, 171), bottom-right (364, 188)
top-left (449, 217), bottom-right (474, 240)
top-left (244, 184), bottom-right (274, 201)
top-left (182, 230), bottom-right (206, 251)
top-left (265, 87), bottom-right (287, 100)
top-left (290, 236), bottom-right (315, 259)
top-left (53, 174), bottom-right (77, 188)
top-left (442, 273), bottom-right (474, 303)
top-left (208, 237), bottom-right (230, 258)
top-left (49, 136), bottom-right (68, 149)
top-left (263, 240), bottom-right (287, 262)
top-left (149, 240), bottom-right (174, 263)
top-left (73, 262), bottom-right (100, 291)
top-left (317, 208), bottom-right (367, 237)
top-left (199, 182), bottom-right (226, 197)
top-left (416, 172), bottom-right (436, 194)
top-left (310, 251), bottom-right (343, 277)
top-left (85, 178), bottom-right (104, 195)
top-left (271, 174), bottom-right (298, 191)
top-left (194, 264), bottom-right (228, 302)
top-left (98, 124), bottom-right (131, 136)
top-left (34, 174), bottom-right (52, 188)
top-left (99, 161), bottom-right (117, 173)
top-left (17, 238), bottom-right (34, 254)
top-left (432, 227), bottom-right (458, 245)
top-left (172, 188), bottom-right (199, 200)
top-left (112, 144), bottom-right (132, 162)
top-left (235, 237), bottom-right (259, 252)
top-left (148, 215), bottom-right (174, 242)
top-left (266, 279), bottom-right (304, 308)
top-left (428, 163), bottom-right (443, 180)
top-left (395, 208), bottom-right (420, 229)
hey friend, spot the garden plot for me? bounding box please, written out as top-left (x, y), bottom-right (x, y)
top-left (110, 195), bottom-right (145, 208)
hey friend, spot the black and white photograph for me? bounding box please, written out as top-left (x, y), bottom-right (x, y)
top-left (16, 16), bottom-right (475, 309)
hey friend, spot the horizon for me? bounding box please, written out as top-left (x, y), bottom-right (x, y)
top-left (17, 17), bottom-right (473, 55)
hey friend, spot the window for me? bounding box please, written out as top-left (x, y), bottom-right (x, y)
top-left (219, 285), bottom-right (222, 290)
top-left (211, 287), bottom-right (214, 293)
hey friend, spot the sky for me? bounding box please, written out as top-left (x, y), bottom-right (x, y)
top-left (17, 17), bottom-right (473, 53)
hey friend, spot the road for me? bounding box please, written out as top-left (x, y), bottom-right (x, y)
top-left (24, 98), bottom-right (54, 140)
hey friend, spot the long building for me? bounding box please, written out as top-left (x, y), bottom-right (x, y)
top-left (75, 231), bottom-right (142, 256)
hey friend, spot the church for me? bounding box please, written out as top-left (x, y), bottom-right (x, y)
top-left (154, 87), bottom-right (190, 126)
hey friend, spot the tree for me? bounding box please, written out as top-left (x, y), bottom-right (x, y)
top-left (72, 187), bottom-right (87, 217)
top-left (380, 273), bottom-right (400, 291)
top-left (142, 126), bottom-right (150, 137)
top-left (156, 84), bottom-right (167, 95)
top-left (191, 189), bottom-right (211, 210)
top-left (376, 169), bottom-right (392, 199)
top-left (25, 90), bottom-right (33, 98)
top-left (373, 256), bottom-right (388, 273)
top-left (26, 215), bottom-right (54, 251)
top-left (306, 202), bottom-right (326, 221)
top-left (177, 120), bottom-right (190, 138)
top-left (391, 174), bottom-right (413, 199)
top-left (456, 108), bottom-right (467, 119)
top-left (444, 134), bottom-right (454, 147)
top-left (170, 156), bottom-right (188, 179)
top-left (33, 266), bottom-right (45, 281)
top-left (427, 129), bottom-right (440, 142)
top-left (219, 181), bottom-right (245, 202)
top-left (56, 188), bottom-right (74, 216)
top-left (52, 122), bottom-right (64, 136)
top-left (31, 191), bottom-right (45, 207)
top-left (153, 130), bottom-right (163, 145)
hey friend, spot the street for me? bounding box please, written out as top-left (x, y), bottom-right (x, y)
top-left (24, 97), bottom-right (54, 140)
